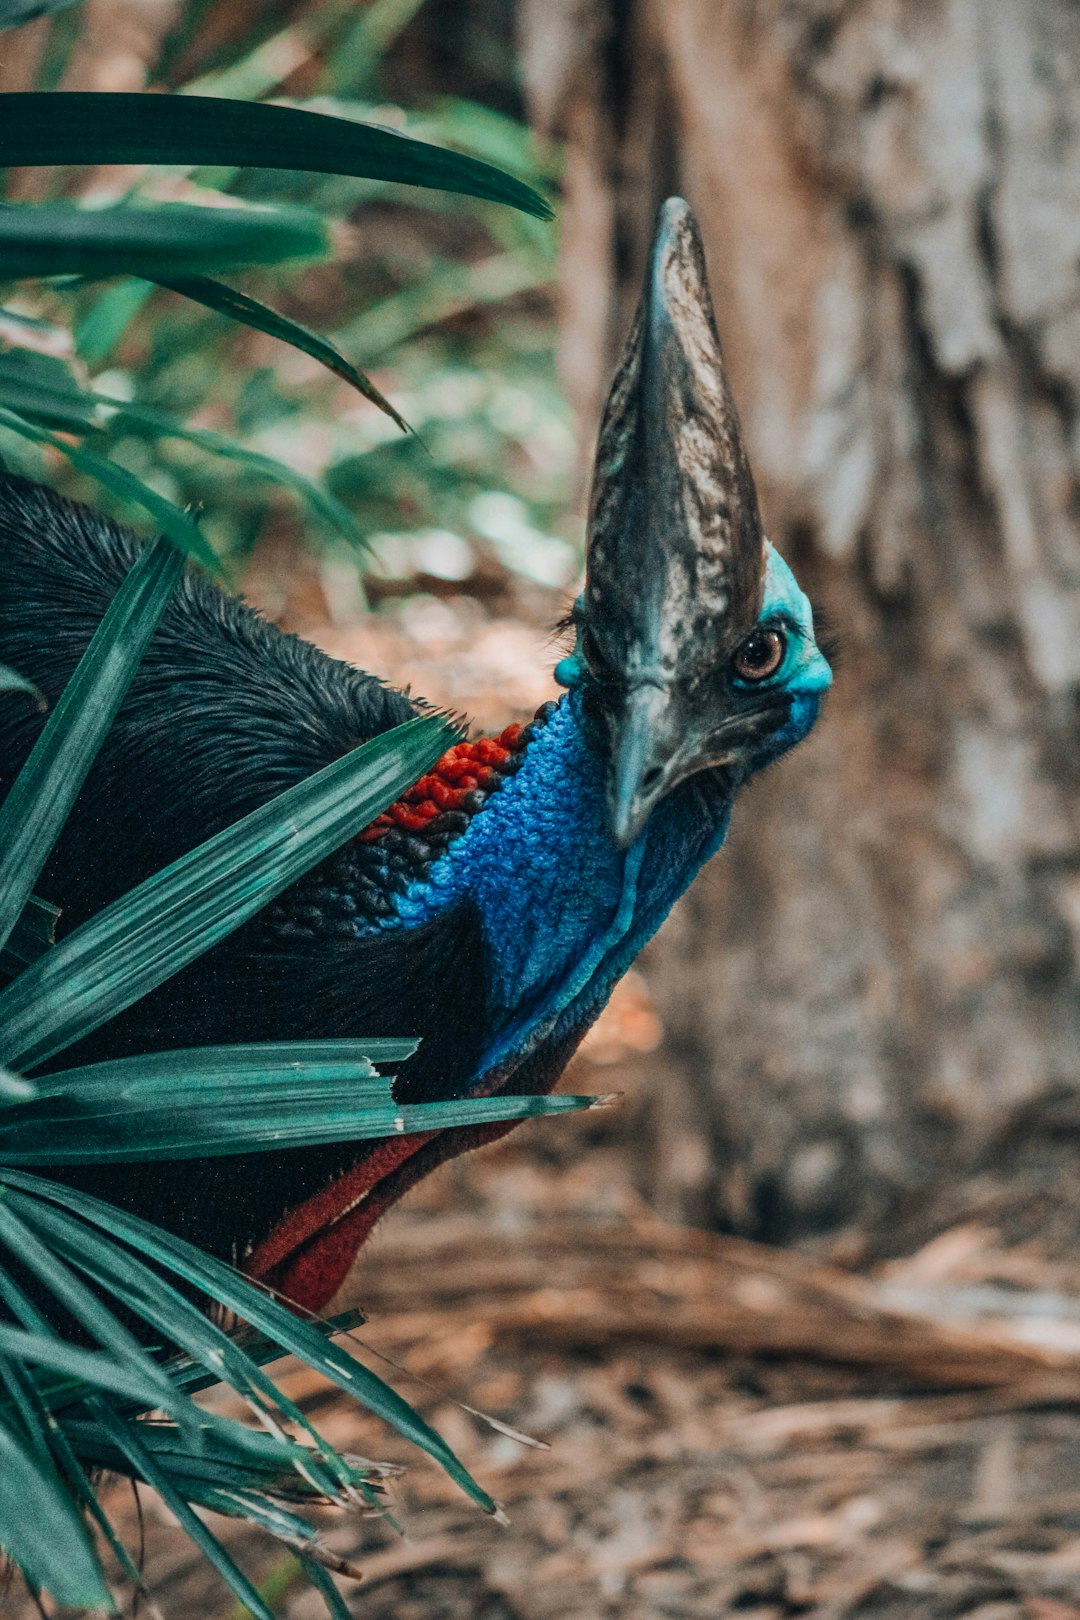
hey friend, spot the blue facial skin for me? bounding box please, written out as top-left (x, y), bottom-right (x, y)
top-left (377, 543), bottom-right (831, 1083)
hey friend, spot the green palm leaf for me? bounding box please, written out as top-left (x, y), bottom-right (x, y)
top-left (0, 1416), bottom-right (110, 1610)
top-left (150, 274), bottom-right (410, 431)
top-left (0, 532), bottom-right (183, 956)
top-left (0, 1039), bottom-right (602, 1161)
top-left (0, 200), bottom-right (329, 282)
top-left (0, 405), bottom-right (219, 566)
top-left (1, 1169), bottom-right (500, 1513)
top-left (0, 349), bottom-right (98, 431)
top-left (0, 93), bottom-right (553, 219)
top-left (93, 1399), bottom-right (277, 1620)
top-left (0, 713), bottom-right (453, 1072)
top-left (0, 0), bottom-right (82, 28)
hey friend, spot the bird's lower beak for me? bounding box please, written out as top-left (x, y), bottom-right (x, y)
top-left (607, 682), bottom-right (798, 848)
top-left (609, 683), bottom-right (681, 848)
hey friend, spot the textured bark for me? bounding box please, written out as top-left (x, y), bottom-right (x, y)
top-left (519, 0), bottom-right (1080, 1248)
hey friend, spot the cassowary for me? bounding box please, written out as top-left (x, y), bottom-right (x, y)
top-left (0, 199), bottom-right (831, 1315)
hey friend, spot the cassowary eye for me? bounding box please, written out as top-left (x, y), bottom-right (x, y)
top-left (733, 627), bottom-right (786, 683)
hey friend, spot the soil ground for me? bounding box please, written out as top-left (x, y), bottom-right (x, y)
top-left (22, 1040), bottom-right (1080, 1620)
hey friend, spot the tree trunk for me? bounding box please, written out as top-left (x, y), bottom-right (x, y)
top-left (519, 0), bottom-right (1080, 1252)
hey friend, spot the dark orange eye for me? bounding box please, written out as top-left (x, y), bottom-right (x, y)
top-left (733, 627), bottom-right (786, 683)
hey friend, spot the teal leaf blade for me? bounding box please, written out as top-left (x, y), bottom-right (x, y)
top-left (0, 1171), bottom-right (500, 1515)
top-left (150, 275), bottom-right (410, 431)
top-left (0, 1069), bottom-right (34, 1102)
top-left (90, 390), bottom-right (373, 555)
top-left (0, 714), bottom-right (454, 1071)
top-left (0, 349), bottom-right (98, 431)
top-left (0, 1322), bottom-right (193, 1409)
top-left (0, 200), bottom-right (328, 282)
top-left (0, 93), bottom-right (554, 220)
top-left (0, 406), bottom-right (219, 567)
top-left (0, 1416), bottom-right (111, 1611)
top-left (0, 0), bottom-right (83, 28)
top-left (90, 1401), bottom-right (276, 1620)
top-left (0, 1199), bottom-right (199, 1437)
top-left (0, 1035), bottom-right (601, 1160)
top-left (0, 663), bottom-right (43, 706)
top-left (0, 532), bottom-right (184, 956)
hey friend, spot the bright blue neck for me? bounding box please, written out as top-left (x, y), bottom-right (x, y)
top-left (391, 690), bottom-right (737, 1071)
top-left (378, 540), bottom-right (829, 1085)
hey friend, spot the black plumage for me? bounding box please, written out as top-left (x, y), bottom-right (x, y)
top-left (0, 475), bottom-right (495, 1278)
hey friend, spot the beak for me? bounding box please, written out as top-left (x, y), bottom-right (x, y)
top-left (608, 684), bottom-right (797, 847)
top-left (609, 683), bottom-right (681, 848)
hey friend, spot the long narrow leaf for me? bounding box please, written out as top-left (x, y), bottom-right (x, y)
top-left (0, 347), bottom-right (99, 430)
top-left (150, 275), bottom-right (409, 430)
top-left (0, 1069), bottom-right (33, 1101)
top-left (91, 1401), bottom-right (276, 1620)
top-left (0, 1199), bottom-right (195, 1435)
top-left (0, 1415), bottom-right (110, 1610)
top-left (0, 93), bottom-right (553, 220)
top-left (0, 353), bottom-right (374, 558)
top-left (297, 1552), bottom-right (353, 1620)
top-left (74, 277), bottom-right (155, 366)
top-left (0, 663), bottom-right (44, 705)
top-left (1, 1171), bottom-right (499, 1513)
top-left (0, 200), bottom-right (328, 281)
top-left (21, 1201), bottom-right (364, 1495)
top-left (0, 533), bottom-right (183, 956)
top-left (0, 1084), bottom-right (605, 1162)
top-left (0, 1353), bottom-right (149, 1600)
top-left (63, 1414), bottom-right (358, 1501)
top-left (0, 406), bottom-right (219, 566)
top-left (0, 1350), bottom-right (51, 1463)
top-left (92, 391), bottom-right (372, 553)
top-left (0, 714), bottom-right (452, 1071)
top-left (0, 1261), bottom-right (161, 1604)
top-left (0, 0), bottom-right (82, 28)
top-left (0, 1323), bottom-right (190, 1409)
top-left (33, 1038), bottom-right (416, 1088)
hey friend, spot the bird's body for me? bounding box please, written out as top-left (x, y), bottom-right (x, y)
top-left (0, 200), bottom-right (832, 1312)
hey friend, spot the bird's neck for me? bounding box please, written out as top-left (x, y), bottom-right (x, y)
top-left (389, 691), bottom-right (736, 1067)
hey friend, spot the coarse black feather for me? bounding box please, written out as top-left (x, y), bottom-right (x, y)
top-left (0, 475), bottom-right (426, 921)
top-left (0, 475), bottom-right (491, 1262)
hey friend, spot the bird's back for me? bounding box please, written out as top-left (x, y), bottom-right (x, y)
top-left (0, 474), bottom-right (423, 928)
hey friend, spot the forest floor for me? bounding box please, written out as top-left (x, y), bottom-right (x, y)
top-left (33, 1047), bottom-right (1080, 1620)
top-left (17, 593), bottom-right (1080, 1620)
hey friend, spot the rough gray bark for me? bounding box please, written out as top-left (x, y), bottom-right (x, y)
top-left (519, 0), bottom-right (1080, 1249)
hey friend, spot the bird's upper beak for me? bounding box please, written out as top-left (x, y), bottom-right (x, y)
top-left (609, 682), bottom-right (681, 848)
top-left (581, 198), bottom-right (769, 847)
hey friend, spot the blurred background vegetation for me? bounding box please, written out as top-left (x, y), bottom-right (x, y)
top-left (0, 0), bottom-right (577, 622)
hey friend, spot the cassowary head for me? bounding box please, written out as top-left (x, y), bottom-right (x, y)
top-left (555, 198), bottom-right (832, 846)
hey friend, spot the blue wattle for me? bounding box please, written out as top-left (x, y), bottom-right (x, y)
top-left (382, 689), bottom-right (735, 1076)
top-left (752, 691), bottom-right (822, 765)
